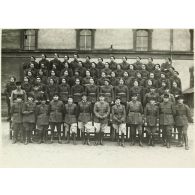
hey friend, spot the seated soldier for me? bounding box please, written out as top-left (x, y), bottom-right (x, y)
top-left (112, 97), bottom-right (126, 147)
top-left (110, 71), bottom-right (119, 87)
top-left (82, 70), bottom-right (92, 87)
top-left (97, 72), bottom-right (107, 86)
top-left (140, 64), bottom-right (149, 79)
top-left (145, 72), bottom-right (158, 88)
top-left (109, 56), bottom-right (117, 71)
top-left (123, 71), bottom-right (134, 88)
top-left (83, 56), bottom-right (92, 69)
top-left (170, 81), bottom-right (182, 99)
top-left (153, 64), bottom-right (161, 79)
top-left (26, 70), bottom-right (35, 85)
top-left (64, 97), bottom-right (78, 145)
top-left (38, 54), bottom-right (50, 70)
top-left (170, 70), bottom-right (182, 90)
top-left (37, 69), bottom-right (48, 84)
top-left (61, 55), bottom-right (70, 70)
top-left (132, 56), bottom-right (143, 70)
top-left (127, 64), bottom-right (137, 79)
top-left (47, 69), bottom-right (60, 84)
top-left (60, 70), bottom-right (72, 87)
top-left (75, 61), bottom-right (86, 78)
top-left (96, 57), bottom-right (105, 77)
top-left (22, 76), bottom-right (32, 98)
top-left (135, 72), bottom-right (145, 87)
top-left (39, 62), bottom-right (49, 77)
top-left (46, 78), bottom-right (59, 101)
top-left (50, 64), bottom-right (60, 77)
top-left (24, 62), bottom-right (37, 77)
top-left (129, 80), bottom-right (143, 103)
top-left (60, 61), bottom-right (73, 77)
top-left (23, 56), bottom-right (39, 70)
top-left (70, 70), bottom-right (83, 87)
top-left (90, 62), bottom-right (98, 81)
top-left (70, 53), bottom-right (79, 74)
top-left (49, 53), bottom-right (62, 71)
top-left (158, 72), bottom-right (170, 89)
top-left (161, 57), bottom-right (172, 73)
top-left (157, 81), bottom-right (168, 96)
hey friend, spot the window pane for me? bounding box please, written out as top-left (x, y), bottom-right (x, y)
top-left (136, 30), bottom-right (149, 51)
top-left (80, 35), bottom-right (85, 49)
top-left (24, 30), bottom-right (36, 50)
top-left (79, 30), bottom-right (92, 50)
top-left (80, 30), bottom-right (92, 36)
top-left (86, 36), bottom-right (91, 48)
top-left (137, 30), bottom-right (148, 37)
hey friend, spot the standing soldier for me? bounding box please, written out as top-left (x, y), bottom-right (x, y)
top-left (4, 76), bottom-right (16, 121)
top-left (175, 95), bottom-right (193, 150)
top-left (22, 76), bottom-right (32, 97)
top-left (146, 57), bottom-right (155, 72)
top-left (127, 94), bottom-right (143, 146)
top-left (49, 53), bottom-right (62, 71)
top-left (64, 97), bottom-right (78, 145)
top-left (115, 64), bottom-right (124, 78)
top-left (109, 56), bottom-right (117, 71)
top-left (47, 78), bottom-right (59, 101)
top-left (36, 95), bottom-right (49, 144)
top-left (78, 94), bottom-right (92, 145)
top-left (112, 97), bottom-right (126, 147)
top-left (110, 71), bottom-right (119, 87)
top-left (39, 54), bottom-right (50, 70)
top-left (129, 80), bottom-right (143, 103)
top-left (101, 62), bottom-right (112, 77)
top-left (83, 56), bottom-right (92, 69)
top-left (144, 97), bottom-right (159, 146)
top-left (70, 53), bottom-right (79, 74)
top-left (93, 95), bottom-right (110, 145)
top-left (10, 95), bottom-right (23, 144)
top-left (71, 78), bottom-right (85, 104)
top-left (120, 56), bottom-right (129, 71)
top-left (170, 81), bottom-right (182, 99)
top-left (159, 93), bottom-right (175, 148)
top-left (49, 94), bottom-right (64, 144)
top-left (22, 94), bottom-right (36, 145)
top-left (90, 62), bottom-right (98, 81)
top-left (115, 78), bottom-right (129, 106)
top-left (10, 81), bottom-right (27, 105)
top-left (133, 56), bottom-right (143, 70)
top-left (99, 79), bottom-right (114, 104)
top-left (96, 57), bottom-right (105, 77)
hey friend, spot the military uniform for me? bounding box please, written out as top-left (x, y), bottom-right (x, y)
top-left (47, 75), bottom-right (59, 84)
top-left (39, 58), bottom-right (50, 70)
top-left (70, 59), bottom-right (79, 73)
top-left (22, 100), bottom-right (36, 144)
top-left (85, 84), bottom-right (99, 103)
top-left (127, 100), bottom-right (143, 145)
top-left (140, 69), bottom-right (149, 79)
top-left (78, 100), bottom-right (92, 144)
top-left (161, 62), bottom-right (172, 72)
top-left (58, 83), bottom-right (70, 103)
top-left (174, 102), bottom-right (193, 149)
top-left (83, 61), bottom-right (92, 69)
top-left (71, 84), bottom-right (84, 103)
top-left (60, 67), bottom-right (73, 77)
top-left (170, 76), bottom-right (182, 89)
top-left (10, 100), bottom-right (23, 143)
top-left (100, 85), bottom-right (114, 103)
top-left (90, 67), bottom-right (98, 80)
top-left (129, 86), bottom-right (143, 102)
top-left (46, 84), bottom-right (59, 101)
top-left (110, 77), bottom-right (119, 87)
top-left (144, 102), bottom-right (159, 145)
top-left (146, 62), bottom-right (155, 72)
top-left (115, 84), bottom-right (129, 104)
top-left (159, 101), bottom-right (175, 147)
top-left (4, 82), bottom-right (16, 119)
top-left (101, 67), bottom-right (112, 77)
top-left (115, 69), bottom-right (124, 78)
top-left (123, 76), bottom-right (134, 88)
top-left (64, 103), bottom-right (78, 144)
top-left (10, 89), bottom-right (27, 105)
top-left (109, 61), bottom-right (117, 71)
top-left (112, 103), bottom-right (126, 146)
top-left (143, 92), bottom-right (160, 106)
top-left (82, 76), bottom-right (92, 87)
top-left (120, 61), bottom-right (129, 71)
top-left (170, 87), bottom-right (182, 99)
top-left (49, 58), bottom-right (62, 71)
top-left (127, 69), bottom-right (136, 79)
top-left (36, 103), bottom-right (49, 143)
top-left (94, 101), bottom-right (110, 145)
top-left (49, 99), bottom-right (64, 143)
top-left (133, 61), bottom-right (142, 70)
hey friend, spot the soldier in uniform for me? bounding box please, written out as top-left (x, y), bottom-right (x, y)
top-left (157, 81), bottom-right (168, 96)
top-left (175, 95), bottom-right (193, 150)
top-left (49, 94), bottom-right (64, 144)
top-left (61, 55), bottom-right (70, 68)
top-left (96, 57), bottom-right (105, 77)
top-left (47, 70), bottom-right (60, 84)
top-left (36, 95), bottom-right (49, 144)
top-left (110, 71), bottom-right (119, 87)
top-left (60, 61), bottom-right (73, 77)
top-left (161, 57), bottom-right (172, 73)
top-left (37, 69), bottom-right (48, 85)
top-left (99, 79), bottom-right (114, 104)
top-left (78, 94), bottom-right (92, 145)
top-left (64, 97), bottom-right (78, 145)
top-left (49, 53), bottom-right (62, 71)
top-left (146, 57), bottom-right (155, 72)
top-left (112, 97), bottom-right (126, 147)
top-left (115, 78), bottom-right (129, 106)
top-left (75, 61), bottom-right (86, 78)
top-left (127, 64), bottom-right (136, 79)
top-left (115, 64), bottom-right (124, 78)
top-left (10, 81), bottom-right (27, 105)
top-left (145, 72), bottom-right (158, 88)
top-left (83, 56), bottom-right (92, 69)
top-left (123, 71), bottom-right (134, 88)
top-left (170, 81), bottom-right (182, 99)
top-left (101, 62), bottom-right (112, 77)
top-left (109, 56), bottom-right (117, 71)
top-left (71, 78), bottom-right (84, 104)
top-left (21, 76), bottom-right (32, 98)
top-left (129, 80), bottom-right (143, 103)
top-left (90, 62), bottom-right (98, 81)
top-left (153, 64), bottom-right (161, 80)
top-left (93, 95), bottom-right (110, 145)
top-left (22, 94), bottom-right (36, 145)
top-left (157, 72), bottom-right (170, 89)
top-left (120, 56), bottom-right (129, 71)
top-left (140, 64), bottom-right (149, 79)
top-left (4, 76), bottom-right (17, 121)
top-left (133, 56), bottom-right (143, 70)
top-left (24, 62), bottom-right (37, 77)
top-left (159, 93), bottom-right (175, 148)
top-left (38, 54), bottom-right (49, 70)
top-left (82, 70), bottom-right (92, 87)
top-left (85, 78), bottom-right (99, 105)
top-left (70, 53), bottom-right (79, 74)
top-left (46, 78), bottom-right (59, 101)
top-left (23, 56), bottom-right (39, 70)
top-left (26, 70), bottom-right (36, 85)
top-left (144, 97), bottom-right (159, 146)
top-left (10, 95), bottom-right (23, 144)
top-left (97, 72), bottom-right (107, 86)
top-left (127, 94), bottom-right (143, 146)
top-left (170, 71), bottom-right (182, 90)
top-left (59, 78), bottom-right (70, 104)
top-left (60, 70), bottom-right (72, 87)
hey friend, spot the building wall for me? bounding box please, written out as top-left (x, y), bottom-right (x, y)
top-left (95, 29), bottom-right (133, 49)
top-left (38, 29), bottom-right (76, 49)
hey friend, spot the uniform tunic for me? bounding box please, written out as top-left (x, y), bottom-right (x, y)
top-left (109, 61), bottom-right (117, 71)
top-left (83, 61), bottom-right (92, 69)
top-left (39, 59), bottom-right (50, 70)
top-left (46, 84), bottom-right (59, 100)
top-left (10, 89), bottom-right (27, 104)
top-left (49, 100), bottom-right (64, 123)
top-left (49, 59), bottom-right (62, 71)
top-left (58, 83), bottom-right (70, 102)
top-left (22, 101), bottom-right (36, 123)
top-left (120, 61), bottom-right (129, 71)
top-left (133, 61), bottom-right (142, 70)
top-left (115, 84), bottom-right (129, 103)
top-left (100, 85), bottom-right (114, 103)
top-left (159, 101), bottom-right (175, 125)
top-left (64, 103), bottom-right (77, 124)
top-left (112, 104), bottom-right (126, 125)
top-left (115, 69), bottom-right (124, 78)
top-left (11, 102), bottom-right (23, 124)
top-left (101, 68), bottom-right (112, 76)
top-left (129, 86), bottom-right (143, 102)
top-left (70, 59), bottom-right (79, 73)
top-left (143, 92), bottom-right (160, 106)
top-left (126, 100), bottom-right (143, 124)
top-left (36, 104), bottom-right (49, 126)
top-left (144, 103), bottom-right (159, 126)
top-left (71, 84), bottom-right (85, 103)
top-left (94, 101), bottom-right (110, 124)
top-left (146, 62), bottom-right (155, 72)
top-left (78, 101), bottom-right (92, 123)
top-left (85, 84), bottom-right (99, 103)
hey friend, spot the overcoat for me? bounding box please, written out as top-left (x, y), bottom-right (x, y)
top-left (64, 103), bottom-right (77, 124)
top-left (144, 103), bottom-right (159, 126)
top-left (49, 100), bottom-right (64, 123)
top-left (78, 101), bottom-right (92, 123)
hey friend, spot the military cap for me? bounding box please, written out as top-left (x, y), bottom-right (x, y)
top-left (176, 95), bottom-right (184, 101)
top-left (163, 93), bottom-right (169, 98)
top-left (16, 81), bottom-right (22, 86)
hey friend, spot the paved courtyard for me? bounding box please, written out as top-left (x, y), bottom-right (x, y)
top-left (0, 120), bottom-right (195, 168)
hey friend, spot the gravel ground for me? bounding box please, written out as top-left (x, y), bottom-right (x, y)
top-left (0, 120), bottom-right (195, 168)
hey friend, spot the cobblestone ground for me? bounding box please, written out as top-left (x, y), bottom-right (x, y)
top-left (0, 119), bottom-right (195, 168)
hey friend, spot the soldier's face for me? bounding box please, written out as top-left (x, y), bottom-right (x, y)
top-left (142, 65), bottom-right (146, 69)
top-left (90, 79), bottom-right (94, 84)
top-left (173, 83), bottom-right (177, 88)
top-left (64, 71), bottom-right (68, 76)
top-left (161, 74), bottom-right (165, 78)
top-left (41, 55), bottom-right (45, 59)
top-left (30, 64), bottom-right (34, 68)
top-left (150, 74), bottom-right (154, 78)
top-left (92, 63), bottom-right (95, 68)
top-left (119, 80), bottom-right (124, 85)
top-left (10, 77), bottom-right (15, 82)
top-left (30, 57), bottom-right (35, 61)
top-left (76, 80), bottom-right (80, 85)
top-left (54, 54), bottom-right (58, 59)
top-left (105, 63), bottom-right (109, 68)
top-left (98, 58), bottom-right (102, 62)
top-left (64, 63), bottom-right (68, 68)
top-left (110, 57), bottom-right (114, 62)
top-left (53, 96), bottom-right (58, 101)
top-left (68, 98), bottom-right (73, 104)
top-left (111, 72), bottom-right (115, 77)
top-left (41, 100), bottom-right (46, 104)
top-left (150, 89), bottom-right (155, 93)
top-left (117, 65), bottom-right (121, 69)
top-left (41, 64), bottom-right (45, 68)
top-left (122, 57), bottom-right (126, 62)
top-left (129, 65), bottom-right (134, 70)
top-left (99, 97), bottom-right (104, 102)
top-left (28, 72), bottom-right (32, 76)
top-left (148, 58), bottom-right (152, 63)
top-left (178, 99), bottom-right (184, 104)
top-left (134, 81), bottom-right (138, 86)
top-left (24, 77), bottom-right (28, 82)
top-left (150, 100), bottom-right (155, 105)
top-left (124, 72), bottom-right (128, 77)
top-left (86, 71), bottom-right (90, 76)
top-left (62, 79), bottom-right (66, 84)
top-left (82, 96), bottom-right (87, 101)
top-left (132, 96), bottom-right (137, 101)
top-left (37, 78), bottom-right (41, 83)
top-left (115, 99), bottom-right (120, 105)
top-left (51, 71), bottom-right (55, 76)
top-left (74, 55), bottom-right (78, 59)
top-left (86, 57), bottom-right (90, 61)
top-left (105, 81), bottom-right (109, 85)
top-left (28, 97), bottom-right (33, 102)
top-left (64, 56), bottom-right (68, 61)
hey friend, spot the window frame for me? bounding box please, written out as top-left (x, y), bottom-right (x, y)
top-left (133, 29), bottom-right (153, 51)
top-left (21, 29), bottom-right (38, 50)
top-left (76, 29), bottom-right (95, 50)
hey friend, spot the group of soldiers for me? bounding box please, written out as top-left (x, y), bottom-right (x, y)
top-left (4, 53), bottom-right (193, 149)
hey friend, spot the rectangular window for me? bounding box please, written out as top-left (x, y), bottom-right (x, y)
top-left (23, 30), bottom-right (36, 50)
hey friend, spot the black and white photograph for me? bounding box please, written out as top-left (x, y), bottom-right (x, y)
top-left (0, 28), bottom-right (194, 167)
